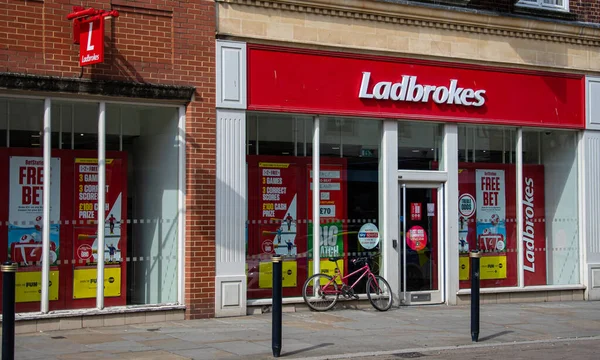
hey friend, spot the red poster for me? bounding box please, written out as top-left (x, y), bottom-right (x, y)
top-left (523, 165), bottom-right (547, 286)
top-left (411, 203), bottom-right (422, 221)
top-left (73, 158), bottom-right (125, 266)
top-left (258, 161), bottom-right (298, 257)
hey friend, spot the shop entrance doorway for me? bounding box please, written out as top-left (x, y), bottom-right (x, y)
top-left (399, 182), bottom-right (444, 305)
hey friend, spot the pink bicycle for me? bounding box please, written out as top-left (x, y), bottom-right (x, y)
top-left (302, 254), bottom-right (392, 311)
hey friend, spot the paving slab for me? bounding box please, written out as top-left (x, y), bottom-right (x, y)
top-left (10, 301), bottom-right (600, 360)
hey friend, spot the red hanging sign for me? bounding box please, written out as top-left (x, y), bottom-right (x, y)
top-left (79, 17), bottom-right (104, 66)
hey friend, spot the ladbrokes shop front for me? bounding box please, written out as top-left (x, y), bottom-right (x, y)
top-left (214, 39), bottom-right (600, 316)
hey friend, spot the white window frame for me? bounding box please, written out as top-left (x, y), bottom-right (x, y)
top-left (516, 0), bottom-right (569, 12)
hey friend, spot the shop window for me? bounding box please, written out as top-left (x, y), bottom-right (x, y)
top-left (523, 130), bottom-right (579, 286)
top-left (398, 121), bottom-right (443, 170)
top-left (245, 114), bottom-right (381, 300)
top-left (64, 103), bottom-right (179, 309)
top-left (2, 98), bottom-right (43, 149)
top-left (50, 102), bottom-right (122, 152)
top-left (318, 117), bottom-right (382, 294)
top-left (0, 99), bottom-right (7, 148)
top-left (457, 125), bottom-right (518, 289)
top-left (107, 104), bottom-right (180, 305)
top-left (72, 102), bottom-right (100, 151)
top-left (1, 99), bottom-right (181, 316)
top-left (51, 103), bottom-right (72, 150)
top-left (246, 113), bottom-right (313, 300)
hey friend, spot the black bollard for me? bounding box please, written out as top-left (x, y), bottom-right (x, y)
top-left (470, 250), bottom-right (481, 342)
top-left (272, 255), bottom-right (282, 358)
top-left (2, 261), bottom-right (18, 360)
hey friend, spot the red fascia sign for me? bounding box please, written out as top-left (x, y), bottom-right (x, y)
top-left (247, 45), bottom-right (585, 129)
top-left (79, 17), bottom-right (104, 66)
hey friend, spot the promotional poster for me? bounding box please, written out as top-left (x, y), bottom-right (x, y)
top-left (258, 162), bottom-right (298, 257)
top-left (458, 164), bottom-right (517, 286)
top-left (358, 223), bottom-right (380, 250)
top-left (406, 225), bottom-right (427, 251)
top-left (307, 163), bottom-right (347, 281)
top-left (72, 158), bottom-right (124, 299)
top-left (73, 268), bottom-right (121, 299)
top-left (246, 156), bottom-right (347, 296)
top-left (73, 158), bottom-right (124, 266)
top-left (307, 164), bottom-right (345, 258)
top-left (475, 169), bottom-right (507, 253)
top-left (15, 271), bottom-right (59, 303)
top-left (8, 156), bottom-right (61, 267)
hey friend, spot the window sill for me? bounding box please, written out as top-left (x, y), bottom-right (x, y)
top-left (2, 303), bottom-right (185, 322)
top-left (248, 294), bottom-right (370, 306)
top-left (514, 5), bottom-right (576, 21)
top-left (457, 284), bottom-right (585, 295)
top-left (412, 0), bottom-right (470, 6)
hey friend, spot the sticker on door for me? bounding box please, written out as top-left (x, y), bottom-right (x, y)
top-left (427, 203), bottom-right (435, 217)
top-left (411, 203), bottom-right (422, 221)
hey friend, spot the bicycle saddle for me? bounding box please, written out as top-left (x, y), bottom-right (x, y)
top-left (328, 256), bottom-right (342, 262)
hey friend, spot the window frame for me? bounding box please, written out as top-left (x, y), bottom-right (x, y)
top-left (516, 0), bottom-right (569, 12)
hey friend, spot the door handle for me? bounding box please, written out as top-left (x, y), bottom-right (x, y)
top-left (392, 239), bottom-right (398, 249)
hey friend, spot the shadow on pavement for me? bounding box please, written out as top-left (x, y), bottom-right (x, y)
top-left (284, 342), bottom-right (335, 357)
top-left (478, 330), bottom-right (513, 342)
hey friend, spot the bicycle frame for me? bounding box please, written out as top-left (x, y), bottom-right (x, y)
top-left (320, 261), bottom-right (378, 294)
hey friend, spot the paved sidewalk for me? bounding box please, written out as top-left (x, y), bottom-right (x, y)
top-left (13, 300), bottom-right (600, 360)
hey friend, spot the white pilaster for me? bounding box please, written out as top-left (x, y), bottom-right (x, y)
top-left (215, 40), bottom-right (248, 317)
top-left (380, 120), bottom-right (399, 304)
top-left (444, 124), bottom-right (459, 305)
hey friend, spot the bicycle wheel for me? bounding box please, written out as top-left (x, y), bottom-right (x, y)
top-left (302, 273), bottom-right (339, 311)
top-left (366, 275), bottom-right (392, 311)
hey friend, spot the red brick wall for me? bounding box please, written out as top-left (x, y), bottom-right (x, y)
top-left (0, 0), bottom-right (216, 319)
top-left (570, 0), bottom-right (600, 23)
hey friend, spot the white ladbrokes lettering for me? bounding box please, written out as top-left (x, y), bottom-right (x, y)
top-left (358, 72), bottom-right (486, 107)
top-left (523, 177), bottom-right (535, 273)
top-left (81, 54), bottom-right (100, 64)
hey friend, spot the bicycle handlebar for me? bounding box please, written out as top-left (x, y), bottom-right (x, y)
top-left (350, 252), bottom-right (380, 265)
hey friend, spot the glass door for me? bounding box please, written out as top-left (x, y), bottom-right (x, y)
top-left (399, 182), bottom-right (444, 305)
